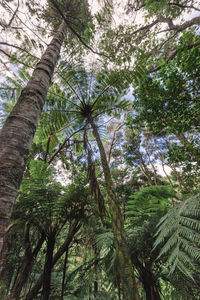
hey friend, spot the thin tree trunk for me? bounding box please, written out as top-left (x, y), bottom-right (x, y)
top-left (152, 138), bottom-right (174, 187)
top-left (24, 220), bottom-right (81, 300)
top-left (0, 20), bottom-right (67, 255)
top-left (145, 149), bottom-right (157, 185)
top-left (139, 153), bottom-right (152, 186)
top-left (41, 233), bottom-right (55, 300)
top-left (94, 244), bottom-right (98, 297)
top-left (88, 116), bottom-right (139, 300)
top-left (60, 250), bottom-right (68, 300)
top-left (138, 165), bottom-right (152, 186)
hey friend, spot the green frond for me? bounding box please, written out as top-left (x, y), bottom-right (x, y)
top-left (155, 193), bottom-right (200, 278)
top-left (158, 232), bottom-right (179, 258)
top-left (125, 185), bottom-right (173, 222)
top-left (95, 231), bottom-right (114, 250)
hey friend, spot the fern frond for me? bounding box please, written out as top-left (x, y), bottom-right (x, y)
top-left (155, 193), bottom-right (200, 278)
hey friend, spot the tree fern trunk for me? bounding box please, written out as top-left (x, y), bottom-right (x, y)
top-left (142, 273), bottom-right (161, 300)
top-left (0, 20), bottom-right (67, 256)
top-left (41, 233), bottom-right (55, 300)
top-left (88, 116), bottom-right (139, 300)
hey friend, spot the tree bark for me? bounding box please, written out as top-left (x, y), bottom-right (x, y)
top-left (88, 116), bottom-right (139, 300)
top-left (0, 233), bottom-right (14, 298)
top-left (0, 20), bottom-right (67, 255)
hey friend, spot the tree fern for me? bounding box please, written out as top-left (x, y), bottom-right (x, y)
top-left (125, 185), bottom-right (174, 223)
top-left (154, 193), bottom-right (200, 279)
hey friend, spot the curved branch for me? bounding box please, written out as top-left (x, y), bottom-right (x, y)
top-left (0, 0), bottom-right (19, 29)
top-left (163, 15), bottom-right (200, 31)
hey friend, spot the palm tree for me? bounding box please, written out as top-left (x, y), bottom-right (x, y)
top-left (0, 0), bottom-right (91, 255)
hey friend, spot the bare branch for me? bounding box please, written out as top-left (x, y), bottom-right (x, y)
top-left (0, 0), bottom-right (19, 29)
top-left (0, 42), bottom-right (39, 60)
top-left (134, 18), bottom-right (160, 36)
top-left (4, 2), bottom-right (48, 46)
top-left (48, 126), bottom-right (86, 164)
top-left (125, 14), bottom-right (200, 40)
top-left (168, 2), bottom-right (200, 12)
top-left (7, 0), bottom-right (19, 27)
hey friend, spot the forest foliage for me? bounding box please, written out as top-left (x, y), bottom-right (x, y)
top-left (0, 0), bottom-right (200, 299)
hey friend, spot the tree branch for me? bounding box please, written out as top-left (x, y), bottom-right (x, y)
top-left (0, 0), bottom-right (19, 29)
top-left (126, 15), bottom-right (200, 40)
top-left (44, 135), bottom-right (51, 163)
top-left (108, 123), bottom-right (123, 163)
top-left (160, 15), bottom-right (200, 32)
top-left (149, 41), bottom-right (200, 73)
top-left (0, 42), bottom-right (39, 60)
top-left (48, 126), bottom-right (86, 164)
top-left (168, 2), bottom-right (200, 12)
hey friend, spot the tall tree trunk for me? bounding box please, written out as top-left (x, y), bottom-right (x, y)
top-left (24, 220), bottom-right (81, 300)
top-left (0, 20), bottom-right (67, 255)
top-left (84, 130), bottom-right (107, 222)
top-left (88, 116), bottom-right (139, 300)
top-left (41, 233), bottom-right (55, 300)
